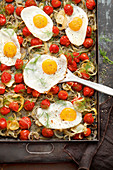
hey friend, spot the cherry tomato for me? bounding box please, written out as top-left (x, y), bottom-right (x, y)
top-left (17, 36), bottom-right (23, 46)
top-left (40, 99), bottom-right (50, 109)
top-left (65, 53), bottom-right (73, 64)
top-left (20, 130), bottom-right (30, 140)
top-left (68, 61), bottom-right (77, 72)
top-left (84, 113), bottom-right (94, 124)
top-left (5, 4), bottom-right (14, 15)
top-left (23, 27), bottom-right (31, 37)
top-left (14, 84), bottom-right (25, 93)
top-left (51, 0), bottom-right (61, 8)
top-left (66, 82), bottom-right (74, 86)
top-left (19, 117), bottom-right (31, 129)
top-left (86, 0), bottom-right (96, 10)
top-left (79, 53), bottom-right (89, 61)
top-left (52, 26), bottom-right (59, 37)
top-left (72, 0), bottom-right (81, 4)
top-left (71, 97), bottom-right (83, 105)
top-left (73, 132), bottom-right (84, 140)
top-left (0, 14), bottom-right (6, 26)
top-left (25, 0), bottom-right (37, 7)
top-left (0, 118), bottom-right (7, 129)
top-left (58, 90), bottom-right (68, 100)
top-left (50, 85), bottom-right (59, 94)
top-left (42, 128), bottom-right (54, 137)
top-left (0, 84), bottom-right (5, 94)
top-left (64, 4), bottom-right (73, 16)
top-left (81, 72), bottom-right (90, 80)
top-left (9, 102), bottom-right (19, 112)
top-left (83, 38), bottom-right (93, 48)
top-left (15, 59), bottom-right (23, 70)
top-left (49, 44), bottom-right (59, 53)
top-left (16, 6), bottom-right (24, 16)
top-left (73, 52), bottom-right (80, 63)
top-left (31, 38), bottom-right (43, 49)
top-left (5, 0), bottom-right (14, 2)
top-left (24, 100), bottom-right (35, 111)
top-left (1, 72), bottom-right (11, 84)
top-left (14, 73), bottom-right (23, 83)
top-left (84, 128), bottom-right (91, 136)
top-left (72, 82), bottom-right (83, 92)
top-left (43, 6), bottom-right (53, 15)
top-left (60, 36), bottom-right (70, 47)
top-left (32, 90), bottom-right (40, 98)
top-left (83, 86), bottom-right (94, 97)
top-left (0, 106), bottom-right (10, 115)
top-left (27, 87), bottom-right (33, 94)
top-left (86, 26), bottom-right (92, 37)
top-left (0, 64), bottom-right (11, 72)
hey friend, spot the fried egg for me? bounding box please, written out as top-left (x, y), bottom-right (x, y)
top-left (36, 101), bottom-right (82, 129)
top-left (23, 54), bottom-right (67, 93)
top-left (65, 5), bottom-right (88, 46)
top-left (21, 6), bottom-right (53, 41)
top-left (0, 28), bottom-right (21, 66)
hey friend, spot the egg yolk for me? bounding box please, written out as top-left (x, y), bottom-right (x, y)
top-left (60, 108), bottom-right (77, 121)
top-left (33, 14), bottom-right (48, 28)
top-left (4, 42), bottom-right (17, 58)
top-left (42, 59), bottom-right (57, 74)
top-left (69, 17), bottom-right (83, 31)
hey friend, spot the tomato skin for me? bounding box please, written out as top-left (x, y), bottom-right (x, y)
top-left (66, 82), bottom-right (74, 86)
top-left (86, 26), bottom-right (92, 37)
top-left (49, 44), bottom-right (59, 53)
top-left (5, 0), bottom-right (14, 2)
top-left (16, 6), bottom-right (24, 16)
top-left (51, 0), bottom-right (61, 8)
top-left (5, 4), bottom-right (14, 15)
top-left (72, 82), bottom-right (83, 92)
top-left (0, 64), bottom-right (11, 72)
top-left (24, 100), bottom-right (35, 111)
top-left (17, 36), bottom-right (23, 45)
top-left (40, 99), bottom-right (50, 109)
top-left (9, 102), bottom-right (19, 112)
top-left (31, 38), bottom-right (42, 49)
top-left (23, 27), bottom-right (31, 37)
top-left (42, 128), bottom-right (54, 137)
top-left (0, 107), bottom-right (10, 115)
top-left (27, 87), bottom-right (33, 94)
top-left (72, 0), bottom-right (81, 4)
top-left (0, 118), bottom-right (7, 129)
top-left (43, 6), bottom-right (53, 15)
top-left (84, 113), bottom-right (94, 124)
top-left (1, 72), bottom-right (11, 84)
top-left (73, 132), bottom-right (84, 140)
top-left (0, 84), bottom-right (5, 94)
top-left (19, 117), bottom-right (31, 129)
top-left (68, 61), bottom-right (77, 72)
top-left (83, 86), bottom-right (94, 97)
top-left (64, 4), bottom-right (73, 16)
top-left (83, 38), bottom-right (93, 48)
top-left (58, 90), bottom-right (68, 100)
top-left (32, 90), bottom-right (40, 98)
top-left (14, 84), bottom-right (25, 93)
top-left (71, 97), bottom-right (83, 105)
top-left (14, 73), bottom-right (23, 83)
top-left (79, 53), bottom-right (89, 61)
top-left (0, 14), bottom-right (6, 26)
top-left (52, 26), bottom-right (59, 37)
top-left (84, 128), bottom-right (91, 136)
top-left (50, 85), bottom-right (59, 94)
top-left (60, 36), bottom-right (70, 47)
top-left (20, 130), bottom-right (30, 140)
top-left (81, 72), bottom-right (90, 80)
top-left (73, 52), bottom-right (80, 63)
top-left (25, 0), bottom-right (37, 7)
top-left (15, 59), bottom-right (23, 70)
top-left (86, 0), bottom-right (96, 10)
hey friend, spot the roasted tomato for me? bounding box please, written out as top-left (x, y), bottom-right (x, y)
top-left (71, 97), bottom-right (83, 105)
top-left (79, 53), bottom-right (89, 61)
top-left (16, 6), bottom-right (24, 16)
top-left (14, 84), bottom-right (25, 93)
top-left (83, 86), bottom-right (94, 97)
top-left (0, 64), bottom-right (11, 72)
top-left (66, 82), bottom-right (74, 86)
top-left (68, 61), bottom-right (77, 72)
top-left (73, 133), bottom-right (84, 140)
top-left (23, 27), bottom-right (31, 37)
top-left (42, 128), bottom-right (54, 137)
top-left (60, 36), bottom-right (70, 47)
top-left (15, 59), bottom-right (23, 70)
top-left (49, 44), bottom-right (59, 53)
top-left (9, 102), bottom-right (19, 112)
top-left (50, 85), bottom-right (59, 94)
top-left (72, 82), bottom-right (83, 92)
top-left (17, 36), bottom-right (23, 45)
top-left (5, 4), bottom-right (14, 15)
top-left (52, 26), bottom-right (59, 37)
top-left (0, 106), bottom-right (10, 115)
top-left (32, 90), bottom-right (40, 98)
top-left (84, 113), bottom-right (94, 124)
top-left (1, 72), bottom-right (11, 84)
top-left (31, 38), bottom-right (43, 49)
top-left (43, 6), bottom-right (53, 15)
top-left (51, 0), bottom-right (61, 8)
top-left (81, 72), bottom-right (90, 80)
top-left (83, 38), bottom-right (93, 48)
top-left (25, 0), bottom-right (37, 7)
top-left (27, 87), bottom-right (33, 94)
top-left (14, 73), bottom-right (23, 83)
top-left (86, 26), bottom-right (92, 37)
top-left (19, 117), bottom-right (31, 129)
top-left (0, 14), bottom-right (6, 26)
top-left (0, 118), bottom-right (7, 129)
top-left (58, 90), bottom-right (68, 100)
top-left (73, 52), bottom-right (80, 63)
top-left (5, 0), bottom-right (13, 2)
top-left (0, 84), bottom-right (5, 94)
top-left (20, 130), bottom-right (30, 140)
top-left (40, 99), bottom-right (50, 109)
top-left (24, 100), bottom-right (35, 111)
top-left (64, 4), bottom-right (73, 16)
top-left (86, 0), bottom-right (96, 10)
top-left (84, 128), bottom-right (91, 136)
top-left (72, 0), bottom-right (81, 4)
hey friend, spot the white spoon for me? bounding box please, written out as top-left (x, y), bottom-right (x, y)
top-left (60, 69), bottom-right (113, 96)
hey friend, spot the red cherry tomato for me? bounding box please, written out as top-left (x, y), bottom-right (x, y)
top-left (9, 102), bottom-right (19, 112)
top-left (17, 36), bottom-right (23, 45)
top-left (40, 99), bottom-right (50, 109)
top-left (49, 44), bottom-right (59, 53)
top-left (83, 38), bottom-right (93, 48)
top-left (14, 73), bottom-right (23, 83)
top-left (27, 87), bottom-right (33, 94)
top-left (86, 26), bottom-right (92, 37)
top-left (0, 14), bottom-right (6, 26)
top-left (83, 86), bottom-right (94, 97)
top-left (20, 130), bottom-right (30, 140)
top-left (14, 84), bottom-right (25, 93)
top-left (0, 64), bottom-right (11, 72)
top-left (16, 6), bottom-right (24, 16)
top-left (72, 82), bottom-right (83, 92)
top-left (58, 90), bottom-right (68, 100)
top-left (51, 0), bottom-right (61, 8)
top-left (24, 100), bottom-right (35, 111)
top-left (72, 0), bottom-right (81, 4)
top-left (81, 72), bottom-right (90, 80)
top-left (73, 132), bottom-right (84, 140)
top-left (73, 52), bottom-right (80, 63)
top-left (0, 106), bottom-right (10, 115)
top-left (79, 53), bottom-right (89, 61)
top-left (50, 85), bottom-right (59, 94)
top-left (64, 4), bottom-right (73, 16)
top-left (71, 97), bottom-right (83, 105)
top-left (5, 0), bottom-right (14, 2)
top-left (52, 26), bottom-right (59, 37)
top-left (15, 59), bottom-right (23, 70)
top-left (1, 72), bottom-right (11, 84)
top-left (31, 38), bottom-right (43, 49)
top-left (65, 53), bottom-right (73, 64)
top-left (0, 84), bottom-right (5, 94)
top-left (60, 36), bottom-right (70, 47)
top-left (43, 6), bottom-right (53, 15)
top-left (19, 117), bottom-right (31, 129)
top-left (66, 82), bottom-right (74, 86)
top-left (84, 128), bottom-right (91, 136)
top-left (0, 118), bottom-right (7, 129)
top-left (68, 61), bottom-right (77, 72)
top-left (86, 0), bottom-right (96, 10)
top-left (42, 128), bottom-right (54, 137)
top-left (32, 90), bottom-right (40, 98)
top-left (25, 0), bottom-right (37, 7)
top-left (23, 27), bottom-right (31, 37)
top-left (5, 4), bottom-right (14, 15)
top-left (84, 113), bottom-right (94, 124)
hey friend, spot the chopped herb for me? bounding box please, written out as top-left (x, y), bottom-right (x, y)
top-left (39, 78), bottom-right (46, 87)
top-left (3, 28), bottom-right (15, 37)
top-left (25, 68), bottom-right (36, 71)
top-left (43, 31), bottom-right (53, 37)
top-left (45, 112), bottom-right (49, 128)
top-left (56, 100), bottom-right (67, 106)
top-left (99, 46), bottom-right (113, 64)
top-left (0, 8), bottom-right (5, 14)
top-left (30, 55), bottom-right (41, 65)
top-left (13, 96), bottom-right (21, 101)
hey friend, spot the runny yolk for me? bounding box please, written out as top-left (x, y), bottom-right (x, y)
top-left (33, 14), bottom-right (48, 28)
top-left (60, 108), bottom-right (77, 121)
top-left (69, 17), bottom-right (83, 31)
top-left (42, 59), bottom-right (57, 74)
top-left (4, 42), bottom-right (17, 58)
